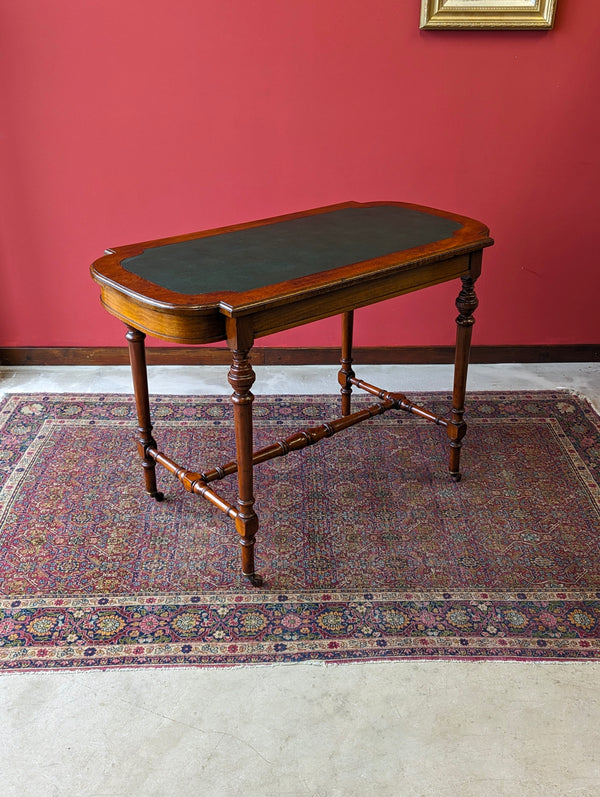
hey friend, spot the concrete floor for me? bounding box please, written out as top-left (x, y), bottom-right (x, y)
top-left (1, 363), bottom-right (599, 796)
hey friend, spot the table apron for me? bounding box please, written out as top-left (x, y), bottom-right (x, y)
top-left (98, 285), bottom-right (227, 344)
top-left (246, 253), bottom-right (473, 340)
top-left (97, 251), bottom-right (475, 345)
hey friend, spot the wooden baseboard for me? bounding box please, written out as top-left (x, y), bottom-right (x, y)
top-left (0, 345), bottom-right (598, 366)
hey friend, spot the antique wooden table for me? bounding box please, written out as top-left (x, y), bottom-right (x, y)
top-left (91, 201), bottom-right (493, 585)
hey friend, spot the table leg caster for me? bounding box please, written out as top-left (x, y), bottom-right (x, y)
top-left (244, 572), bottom-right (264, 587)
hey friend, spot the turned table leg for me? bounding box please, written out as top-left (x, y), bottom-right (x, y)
top-left (338, 310), bottom-right (355, 417)
top-left (447, 275), bottom-right (479, 481)
top-left (125, 326), bottom-right (164, 501)
top-left (227, 321), bottom-right (262, 586)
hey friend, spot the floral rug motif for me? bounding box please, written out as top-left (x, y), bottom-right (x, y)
top-left (0, 390), bottom-right (599, 669)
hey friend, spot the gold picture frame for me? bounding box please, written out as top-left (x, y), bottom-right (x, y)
top-left (420, 0), bottom-right (558, 30)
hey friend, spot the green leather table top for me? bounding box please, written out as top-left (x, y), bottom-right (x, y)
top-left (121, 205), bottom-right (462, 296)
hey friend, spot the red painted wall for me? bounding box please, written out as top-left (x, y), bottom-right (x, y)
top-left (1, 1), bottom-right (599, 349)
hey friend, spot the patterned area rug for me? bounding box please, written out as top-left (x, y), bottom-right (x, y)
top-left (0, 390), bottom-right (599, 670)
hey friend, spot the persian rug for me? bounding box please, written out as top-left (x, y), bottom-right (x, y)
top-left (0, 390), bottom-right (599, 670)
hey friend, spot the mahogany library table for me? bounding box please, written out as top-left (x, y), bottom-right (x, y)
top-left (91, 201), bottom-right (493, 586)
